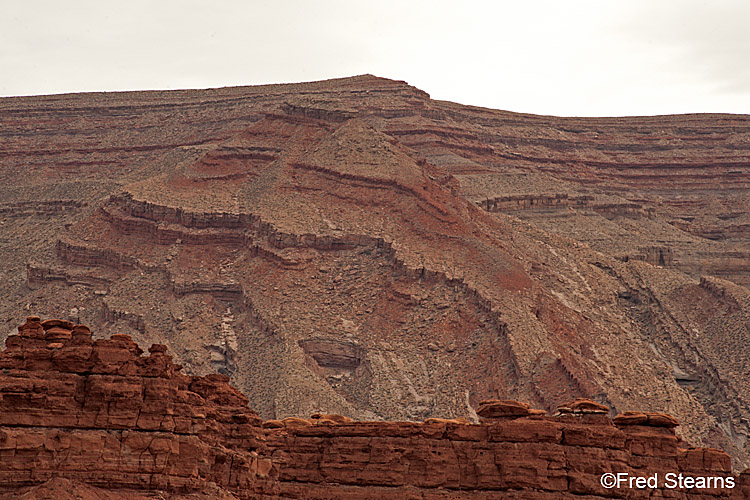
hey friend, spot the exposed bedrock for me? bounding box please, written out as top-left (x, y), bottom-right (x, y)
top-left (1, 320), bottom-right (748, 499)
top-left (264, 401), bottom-right (749, 499)
top-left (2, 75), bottom-right (750, 474)
top-left (0, 317), bottom-right (276, 498)
top-left (299, 338), bottom-right (363, 370)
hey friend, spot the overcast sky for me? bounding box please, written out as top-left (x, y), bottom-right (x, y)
top-left (2, 0), bottom-right (749, 116)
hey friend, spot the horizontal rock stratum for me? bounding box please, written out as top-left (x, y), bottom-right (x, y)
top-left (0, 316), bottom-right (276, 497)
top-left (1, 318), bottom-right (749, 498)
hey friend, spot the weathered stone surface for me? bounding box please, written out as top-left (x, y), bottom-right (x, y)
top-left (476, 399), bottom-right (532, 419)
top-left (558, 398), bottom-right (609, 414)
top-left (613, 410), bottom-right (650, 426)
top-left (0, 477), bottom-right (241, 500)
top-left (0, 318), bottom-right (275, 499)
top-left (614, 410), bottom-right (681, 428)
top-left (0, 317), bottom-right (746, 498)
top-left (263, 413), bottom-right (742, 499)
top-left (647, 412), bottom-right (681, 428)
top-left (310, 413), bottom-right (355, 424)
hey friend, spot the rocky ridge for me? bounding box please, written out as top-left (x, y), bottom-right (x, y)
top-left (1, 318), bottom-right (749, 499)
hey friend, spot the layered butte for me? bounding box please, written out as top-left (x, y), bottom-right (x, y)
top-left (1, 76), bottom-right (750, 469)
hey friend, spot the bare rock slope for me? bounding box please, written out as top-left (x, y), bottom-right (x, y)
top-left (1, 76), bottom-right (750, 467)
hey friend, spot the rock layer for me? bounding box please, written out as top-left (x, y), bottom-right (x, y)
top-left (265, 410), bottom-right (748, 499)
top-left (1, 321), bottom-right (749, 499)
top-left (0, 316), bottom-right (275, 498)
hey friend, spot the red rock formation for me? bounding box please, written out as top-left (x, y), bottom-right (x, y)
top-left (2, 75), bottom-right (750, 471)
top-left (1, 320), bottom-right (750, 498)
top-left (264, 400), bottom-right (750, 499)
top-left (0, 477), bottom-right (241, 500)
top-left (0, 317), bottom-right (276, 498)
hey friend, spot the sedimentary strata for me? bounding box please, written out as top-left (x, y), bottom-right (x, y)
top-left (2, 76), bottom-right (750, 470)
top-left (0, 317), bottom-right (275, 498)
top-left (1, 319), bottom-right (749, 498)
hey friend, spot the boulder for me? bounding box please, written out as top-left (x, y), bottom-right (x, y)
top-left (476, 399), bottom-right (531, 419)
top-left (558, 398), bottom-right (609, 414)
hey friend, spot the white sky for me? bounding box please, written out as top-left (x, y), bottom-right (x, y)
top-left (2, 0), bottom-right (749, 116)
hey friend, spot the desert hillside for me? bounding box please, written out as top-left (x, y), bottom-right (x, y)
top-left (1, 75), bottom-right (749, 466)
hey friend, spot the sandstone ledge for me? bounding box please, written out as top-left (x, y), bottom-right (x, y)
top-left (263, 405), bottom-right (747, 499)
top-left (0, 317), bottom-right (276, 498)
top-left (1, 318), bottom-right (749, 499)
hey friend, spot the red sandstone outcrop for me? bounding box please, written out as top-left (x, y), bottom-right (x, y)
top-left (0, 477), bottom-right (240, 500)
top-left (614, 410), bottom-right (681, 428)
top-left (557, 397), bottom-right (610, 414)
top-left (1, 318), bottom-right (750, 498)
top-left (476, 399), bottom-right (533, 419)
top-left (0, 317), bottom-right (275, 498)
top-left (263, 405), bottom-right (750, 499)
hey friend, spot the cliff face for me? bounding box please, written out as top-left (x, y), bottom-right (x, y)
top-left (2, 76), bottom-right (750, 468)
top-left (0, 319), bottom-right (748, 499)
top-left (0, 316), bottom-right (276, 498)
top-left (265, 410), bottom-right (747, 500)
